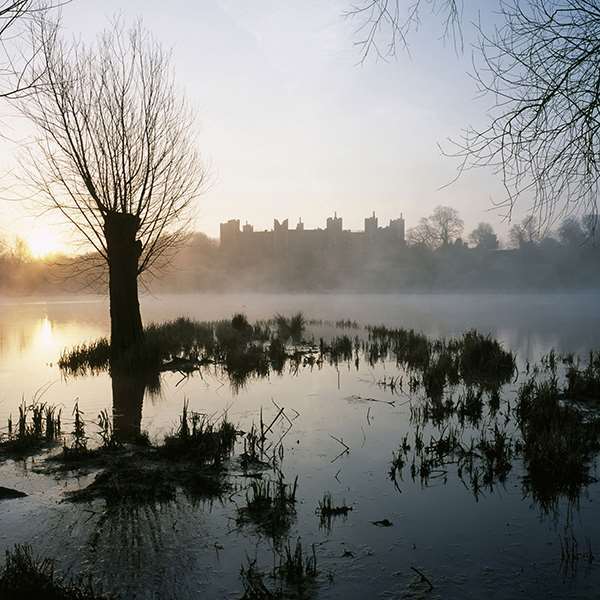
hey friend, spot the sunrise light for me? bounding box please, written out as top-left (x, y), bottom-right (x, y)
top-left (23, 229), bottom-right (63, 259)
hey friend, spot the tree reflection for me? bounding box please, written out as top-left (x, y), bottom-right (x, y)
top-left (111, 371), bottom-right (155, 443)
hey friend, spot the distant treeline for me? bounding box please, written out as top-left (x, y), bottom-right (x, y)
top-left (1, 212), bottom-right (599, 295)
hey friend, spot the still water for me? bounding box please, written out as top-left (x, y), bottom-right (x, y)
top-left (1, 292), bottom-right (600, 599)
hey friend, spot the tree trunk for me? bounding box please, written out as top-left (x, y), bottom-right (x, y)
top-left (104, 213), bottom-right (144, 353)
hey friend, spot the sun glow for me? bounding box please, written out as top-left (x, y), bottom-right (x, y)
top-left (23, 229), bottom-right (64, 259)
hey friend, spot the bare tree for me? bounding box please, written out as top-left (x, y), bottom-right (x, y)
top-left (509, 215), bottom-right (540, 248)
top-left (407, 205), bottom-right (463, 248)
top-left (345, 0), bottom-right (463, 62)
top-left (429, 205), bottom-right (463, 246)
top-left (407, 216), bottom-right (438, 248)
top-left (21, 19), bottom-right (205, 352)
top-left (469, 222), bottom-right (499, 250)
top-left (558, 216), bottom-right (585, 247)
top-left (582, 213), bottom-right (598, 241)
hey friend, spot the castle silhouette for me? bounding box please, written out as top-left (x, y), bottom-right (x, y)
top-left (220, 212), bottom-right (405, 262)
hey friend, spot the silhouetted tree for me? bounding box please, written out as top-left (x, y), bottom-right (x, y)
top-left (582, 213), bottom-right (599, 241)
top-left (469, 222), bottom-right (498, 250)
top-left (22, 20), bottom-right (205, 352)
top-left (558, 217), bottom-right (585, 248)
top-left (429, 205), bottom-right (463, 246)
top-left (509, 216), bottom-right (540, 249)
top-left (407, 205), bottom-right (463, 249)
top-left (407, 216), bottom-right (437, 249)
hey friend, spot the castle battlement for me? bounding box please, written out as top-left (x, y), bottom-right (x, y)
top-left (219, 213), bottom-right (405, 263)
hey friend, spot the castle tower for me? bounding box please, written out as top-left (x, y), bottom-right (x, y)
top-left (326, 212), bottom-right (343, 233)
top-left (220, 219), bottom-right (241, 250)
top-left (365, 211), bottom-right (378, 237)
top-left (273, 218), bottom-right (289, 255)
top-left (389, 213), bottom-right (405, 243)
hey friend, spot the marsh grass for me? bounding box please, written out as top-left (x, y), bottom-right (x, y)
top-left (56, 402), bottom-right (237, 505)
top-left (238, 473), bottom-right (298, 540)
top-left (316, 492), bottom-right (352, 531)
top-left (240, 538), bottom-right (318, 600)
top-left (516, 375), bottom-right (600, 512)
top-left (390, 416), bottom-right (515, 499)
top-left (367, 326), bottom-right (515, 399)
top-left (0, 544), bottom-right (113, 600)
top-left (61, 402), bottom-right (91, 460)
top-left (0, 395), bottom-right (62, 458)
top-left (274, 313), bottom-right (306, 343)
top-left (58, 316), bottom-right (517, 407)
top-left (54, 315), bottom-right (600, 516)
top-left (160, 400), bottom-right (238, 465)
top-left (564, 351), bottom-right (600, 402)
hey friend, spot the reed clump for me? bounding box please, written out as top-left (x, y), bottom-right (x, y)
top-left (457, 330), bottom-right (515, 387)
top-left (160, 401), bottom-right (238, 465)
top-left (274, 312), bottom-right (306, 343)
top-left (516, 374), bottom-right (600, 511)
top-left (58, 402), bottom-right (236, 505)
top-left (0, 396), bottom-right (62, 458)
top-left (316, 492), bottom-right (352, 531)
top-left (237, 473), bottom-right (298, 539)
top-left (240, 538), bottom-right (317, 600)
top-left (564, 351), bottom-right (600, 402)
top-left (61, 403), bottom-right (91, 460)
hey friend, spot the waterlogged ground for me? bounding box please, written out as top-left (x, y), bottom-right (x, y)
top-left (1, 293), bottom-right (600, 599)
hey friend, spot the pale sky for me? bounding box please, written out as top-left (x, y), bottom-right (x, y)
top-left (0, 0), bottom-right (522, 254)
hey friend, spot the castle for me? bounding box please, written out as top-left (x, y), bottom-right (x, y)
top-left (219, 212), bottom-right (405, 263)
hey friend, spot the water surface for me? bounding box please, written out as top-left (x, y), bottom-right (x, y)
top-left (1, 292), bottom-right (599, 599)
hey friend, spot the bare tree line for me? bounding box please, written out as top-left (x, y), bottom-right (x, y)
top-left (407, 204), bottom-right (596, 250)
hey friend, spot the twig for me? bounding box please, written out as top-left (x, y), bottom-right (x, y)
top-left (410, 566), bottom-right (433, 591)
top-left (329, 434), bottom-right (350, 463)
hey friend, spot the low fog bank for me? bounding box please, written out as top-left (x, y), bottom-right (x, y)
top-left (153, 233), bottom-right (600, 294)
top-left (2, 232), bottom-right (600, 296)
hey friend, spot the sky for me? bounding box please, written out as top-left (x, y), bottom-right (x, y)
top-left (0, 0), bottom-right (522, 256)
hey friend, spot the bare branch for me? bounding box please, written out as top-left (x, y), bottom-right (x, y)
top-left (445, 0), bottom-right (600, 229)
top-left (345, 0), bottom-right (463, 62)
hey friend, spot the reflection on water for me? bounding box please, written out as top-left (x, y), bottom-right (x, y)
top-left (111, 373), bottom-right (145, 443)
top-left (1, 292), bottom-right (600, 599)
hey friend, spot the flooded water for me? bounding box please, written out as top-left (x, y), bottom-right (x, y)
top-left (1, 292), bottom-right (600, 599)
